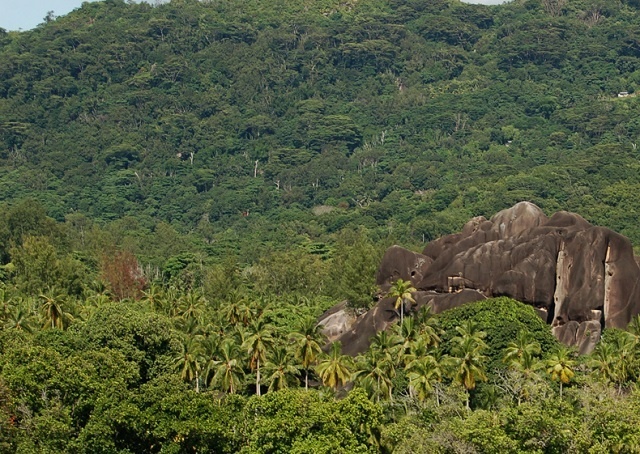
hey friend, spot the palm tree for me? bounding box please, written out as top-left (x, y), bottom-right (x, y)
top-left (453, 319), bottom-right (487, 345)
top-left (243, 317), bottom-right (275, 396)
top-left (397, 316), bottom-right (419, 351)
top-left (175, 316), bottom-right (203, 337)
top-left (387, 279), bottom-right (416, 326)
top-left (212, 339), bottom-right (245, 394)
top-left (0, 287), bottom-right (14, 321)
top-left (174, 335), bottom-right (203, 392)
top-left (447, 333), bottom-right (488, 408)
top-left (546, 346), bottom-right (576, 399)
top-left (627, 314), bottom-right (640, 337)
top-left (39, 289), bottom-right (74, 330)
top-left (369, 330), bottom-right (402, 363)
top-left (588, 341), bottom-right (617, 384)
top-left (592, 332), bottom-right (638, 392)
top-left (179, 289), bottom-right (206, 323)
top-left (405, 354), bottom-right (442, 402)
top-left (264, 346), bottom-right (301, 392)
top-left (416, 305), bottom-right (442, 349)
top-left (163, 286), bottom-right (182, 317)
top-left (353, 351), bottom-right (396, 402)
top-left (611, 331), bottom-right (638, 387)
top-left (201, 334), bottom-right (221, 388)
top-left (141, 283), bottom-right (165, 312)
top-left (4, 298), bottom-right (36, 334)
top-left (225, 294), bottom-right (253, 327)
top-left (315, 342), bottom-right (354, 391)
top-left (291, 316), bottom-right (325, 390)
top-left (503, 331), bottom-right (542, 375)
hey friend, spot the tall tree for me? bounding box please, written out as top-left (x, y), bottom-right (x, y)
top-left (446, 324), bottom-right (488, 409)
top-left (212, 339), bottom-right (245, 395)
top-left (291, 316), bottom-right (325, 390)
top-left (243, 317), bottom-right (275, 396)
top-left (546, 346), bottom-right (576, 399)
top-left (387, 279), bottom-right (416, 327)
top-left (4, 298), bottom-right (35, 333)
top-left (503, 330), bottom-right (542, 375)
top-left (315, 342), bottom-right (354, 391)
top-left (353, 351), bottom-right (396, 402)
top-left (39, 289), bottom-right (74, 330)
top-left (405, 354), bottom-right (443, 403)
top-left (264, 346), bottom-right (301, 392)
top-left (174, 335), bottom-right (203, 392)
top-left (416, 305), bottom-right (442, 349)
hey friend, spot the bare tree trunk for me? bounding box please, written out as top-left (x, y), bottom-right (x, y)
top-left (256, 359), bottom-right (261, 396)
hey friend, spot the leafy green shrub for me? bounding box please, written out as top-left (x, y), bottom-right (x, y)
top-left (437, 297), bottom-right (559, 373)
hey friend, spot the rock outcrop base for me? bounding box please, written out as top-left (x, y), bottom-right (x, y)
top-left (320, 202), bottom-right (640, 355)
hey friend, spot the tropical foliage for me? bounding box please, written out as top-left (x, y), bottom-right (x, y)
top-left (3, 0), bottom-right (640, 451)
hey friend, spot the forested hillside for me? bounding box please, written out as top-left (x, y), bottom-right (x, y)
top-left (4, 0), bottom-right (640, 452)
top-left (3, 0), bottom-right (640, 261)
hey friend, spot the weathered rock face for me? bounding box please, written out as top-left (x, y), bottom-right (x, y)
top-left (321, 202), bottom-right (640, 355)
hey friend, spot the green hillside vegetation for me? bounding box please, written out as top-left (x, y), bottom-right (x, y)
top-left (3, 0), bottom-right (640, 261)
top-left (4, 0), bottom-right (640, 451)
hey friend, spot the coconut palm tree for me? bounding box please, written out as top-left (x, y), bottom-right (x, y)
top-left (588, 341), bottom-right (617, 384)
top-left (416, 305), bottom-right (442, 349)
top-left (453, 319), bottom-right (487, 346)
top-left (291, 316), bottom-right (325, 390)
top-left (174, 335), bottom-right (203, 392)
top-left (4, 298), bottom-right (36, 334)
top-left (353, 351), bottom-right (396, 402)
top-left (141, 283), bottom-right (165, 312)
top-left (447, 333), bottom-right (488, 408)
top-left (200, 334), bottom-right (220, 388)
top-left (627, 314), bottom-right (640, 338)
top-left (179, 289), bottom-right (206, 323)
top-left (396, 316), bottom-right (419, 352)
top-left (225, 294), bottom-right (253, 327)
top-left (212, 339), bottom-right (245, 394)
top-left (243, 318), bottom-right (275, 396)
top-left (387, 279), bottom-right (416, 326)
top-left (611, 331), bottom-right (638, 387)
top-left (592, 331), bottom-right (638, 391)
top-left (405, 354), bottom-right (442, 402)
top-left (503, 331), bottom-right (542, 375)
top-left (315, 342), bottom-right (354, 391)
top-left (39, 289), bottom-right (74, 330)
top-left (264, 346), bottom-right (301, 392)
top-left (163, 286), bottom-right (182, 317)
top-left (546, 346), bottom-right (576, 399)
top-left (369, 330), bottom-right (402, 364)
top-left (0, 287), bottom-right (14, 321)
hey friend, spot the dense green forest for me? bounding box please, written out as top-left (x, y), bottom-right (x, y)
top-left (4, 0), bottom-right (640, 451)
top-left (4, 0), bottom-right (640, 259)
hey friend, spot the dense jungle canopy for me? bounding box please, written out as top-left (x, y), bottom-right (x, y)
top-left (4, 0), bottom-right (640, 452)
top-left (3, 0), bottom-right (640, 259)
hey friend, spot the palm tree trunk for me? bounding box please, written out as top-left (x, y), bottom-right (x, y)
top-left (195, 370), bottom-right (199, 393)
top-left (256, 359), bottom-right (261, 396)
top-left (305, 369), bottom-right (309, 391)
top-left (400, 299), bottom-right (404, 325)
top-left (559, 382), bottom-right (562, 399)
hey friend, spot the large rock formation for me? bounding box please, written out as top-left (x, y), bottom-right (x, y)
top-left (319, 202), bottom-right (640, 355)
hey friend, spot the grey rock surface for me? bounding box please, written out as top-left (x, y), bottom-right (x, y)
top-left (330, 202), bottom-right (640, 355)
